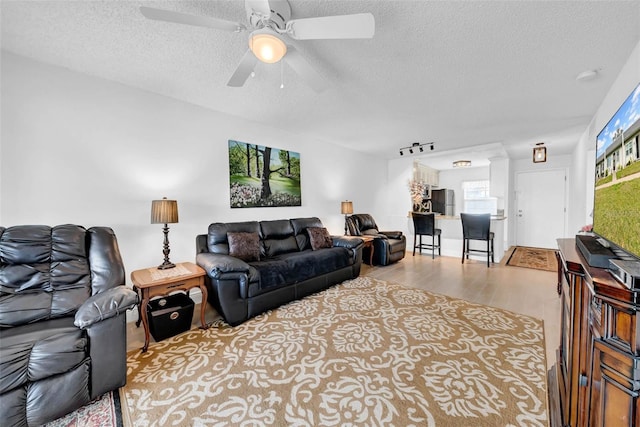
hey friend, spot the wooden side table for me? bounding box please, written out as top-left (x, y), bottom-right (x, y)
top-left (360, 235), bottom-right (375, 265)
top-left (131, 261), bottom-right (208, 352)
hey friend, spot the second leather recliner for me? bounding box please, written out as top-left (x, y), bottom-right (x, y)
top-left (346, 213), bottom-right (406, 266)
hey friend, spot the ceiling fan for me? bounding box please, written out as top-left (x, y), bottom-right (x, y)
top-left (140, 0), bottom-right (375, 92)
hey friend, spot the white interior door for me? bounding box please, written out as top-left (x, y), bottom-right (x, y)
top-left (515, 169), bottom-right (567, 249)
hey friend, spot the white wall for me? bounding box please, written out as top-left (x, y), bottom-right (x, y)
top-left (0, 52), bottom-right (387, 279)
top-left (384, 156), bottom-right (415, 236)
top-left (2, 38), bottom-right (638, 277)
top-left (570, 39), bottom-right (640, 233)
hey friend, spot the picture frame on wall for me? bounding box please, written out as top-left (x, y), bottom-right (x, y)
top-left (228, 140), bottom-right (302, 208)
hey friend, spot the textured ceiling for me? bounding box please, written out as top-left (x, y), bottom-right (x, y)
top-left (2, 0), bottom-right (639, 168)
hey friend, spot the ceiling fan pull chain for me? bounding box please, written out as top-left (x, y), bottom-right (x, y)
top-left (280, 59), bottom-right (284, 89)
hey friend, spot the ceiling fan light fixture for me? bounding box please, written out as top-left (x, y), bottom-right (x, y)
top-left (249, 29), bottom-right (287, 63)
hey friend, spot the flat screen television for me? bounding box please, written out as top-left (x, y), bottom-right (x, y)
top-left (584, 82), bottom-right (640, 265)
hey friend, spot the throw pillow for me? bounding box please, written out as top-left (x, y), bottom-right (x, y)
top-left (307, 227), bottom-right (333, 251)
top-left (227, 232), bottom-right (260, 262)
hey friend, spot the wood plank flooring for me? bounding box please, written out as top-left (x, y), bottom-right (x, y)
top-left (127, 248), bottom-right (561, 369)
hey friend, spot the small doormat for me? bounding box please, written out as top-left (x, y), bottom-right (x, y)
top-left (506, 246), bottom-right (558, 272)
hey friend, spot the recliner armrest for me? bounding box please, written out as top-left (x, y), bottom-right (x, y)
top-left (380, 231), bottom-right (403, 239)
top-left (196, 252), bottom-right (250, 278)
top-left (332, 236), bottom-right (364, 250)
top-left (74, 286), bottom-right (138, 329)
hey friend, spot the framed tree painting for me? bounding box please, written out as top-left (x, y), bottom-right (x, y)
top-left (228, 140), bottom-right (302, 208)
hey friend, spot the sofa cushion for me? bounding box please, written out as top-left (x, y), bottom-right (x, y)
top-left (307, 227), bottom-right (333, 250)
top-left (227, 232), bottom-right (260, 262)
top-left (207, 222), bottom-right (261, 254)
top-left (281, 248), bottom-right (352, 282)
top-left (290, 217), bottom-right (323, 250)
top-left (259, 220), bottom-right (299, 258)
top-left (262, 236), bottom-right (299, 258)
top-left (247, 247), bottom-right (351, 298)
top-left (260, 219), bottom-right (294, 239)
top-left (0, 317), bottom-right (87, 394)
top-left (247, 259), bottom-right (289, 297)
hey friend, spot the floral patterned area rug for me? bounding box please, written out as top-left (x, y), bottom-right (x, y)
top-left (44, 390), bottom-right (124, 427)
top-left (123, 276), bottom-right (548, 426)
top-left (507, 246), bottom-right (558, 272)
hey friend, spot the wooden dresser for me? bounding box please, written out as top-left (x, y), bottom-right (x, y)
top-left (550, 238), bottom-right (640, 426)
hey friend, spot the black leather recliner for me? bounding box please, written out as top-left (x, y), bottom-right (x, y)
top-left (346, 214), bottom-right (406, 265)
top-left (0, 225), bottom-right (138, 426)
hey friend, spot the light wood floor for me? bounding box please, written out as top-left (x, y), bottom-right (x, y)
top-left (127, 248), bottom-right (561, 369)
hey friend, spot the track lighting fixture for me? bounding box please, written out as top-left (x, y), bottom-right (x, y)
top-left (399, 142), bottom-right (435, 157)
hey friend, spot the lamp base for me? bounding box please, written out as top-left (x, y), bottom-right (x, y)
top-left (157, 224), bottom-right (175, 270)
top-left (157, 261), bottom-right (176, 270)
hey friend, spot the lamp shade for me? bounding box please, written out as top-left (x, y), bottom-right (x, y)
top-left (341, 201), bottom-right (353, 215)
top-left (151, 198), bottom-right (179, 224)
top-left (249, 29), bottom-right (287, 63)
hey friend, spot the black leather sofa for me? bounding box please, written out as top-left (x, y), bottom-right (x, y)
top-left (196, 217), bottom-right (363, 326)
top-left (346, 213), bottom-right (407, 265)
top-left (0, 225), bottom-right (138, 426)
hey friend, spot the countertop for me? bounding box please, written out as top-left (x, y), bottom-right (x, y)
top-left (408, 212), bottom-right (507, 221)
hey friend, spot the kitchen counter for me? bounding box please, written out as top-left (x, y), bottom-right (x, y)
top-left (435, 215), bottom-right (507, 221)
top-left (407, 213), bottom-right (507, 262)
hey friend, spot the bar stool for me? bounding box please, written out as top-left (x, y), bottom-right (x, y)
top-left (411, 212), bottom-right (441, 259)
top-left (461, 213), bottom-right (494, 267)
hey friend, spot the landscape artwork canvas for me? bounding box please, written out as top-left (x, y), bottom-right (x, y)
top-left (228, 140), bottom-right (301, 208)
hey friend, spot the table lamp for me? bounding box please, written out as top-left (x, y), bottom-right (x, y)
top-left (341, 200), bottom-right (353, 235)
top-left (151, 197), bottom-right (179, 269)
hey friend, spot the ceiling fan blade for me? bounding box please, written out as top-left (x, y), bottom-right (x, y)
top-left (286, 13), bottom-right (375, 40)
top-left (284, 46), bottom-right (328, 93)
top-left (245, 0), bottom-right (271, 19)
top-left (227, 50), bottom-right (259, 87)
top-left (140, 7), bottom-right (246, 32)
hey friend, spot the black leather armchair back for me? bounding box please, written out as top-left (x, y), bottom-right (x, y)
top-left (346, 213), bottom-right (379, 236)
top-left (0, 225), bottom-right (137, 426)
top-left (0, 225), bottom-right (125, 327)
